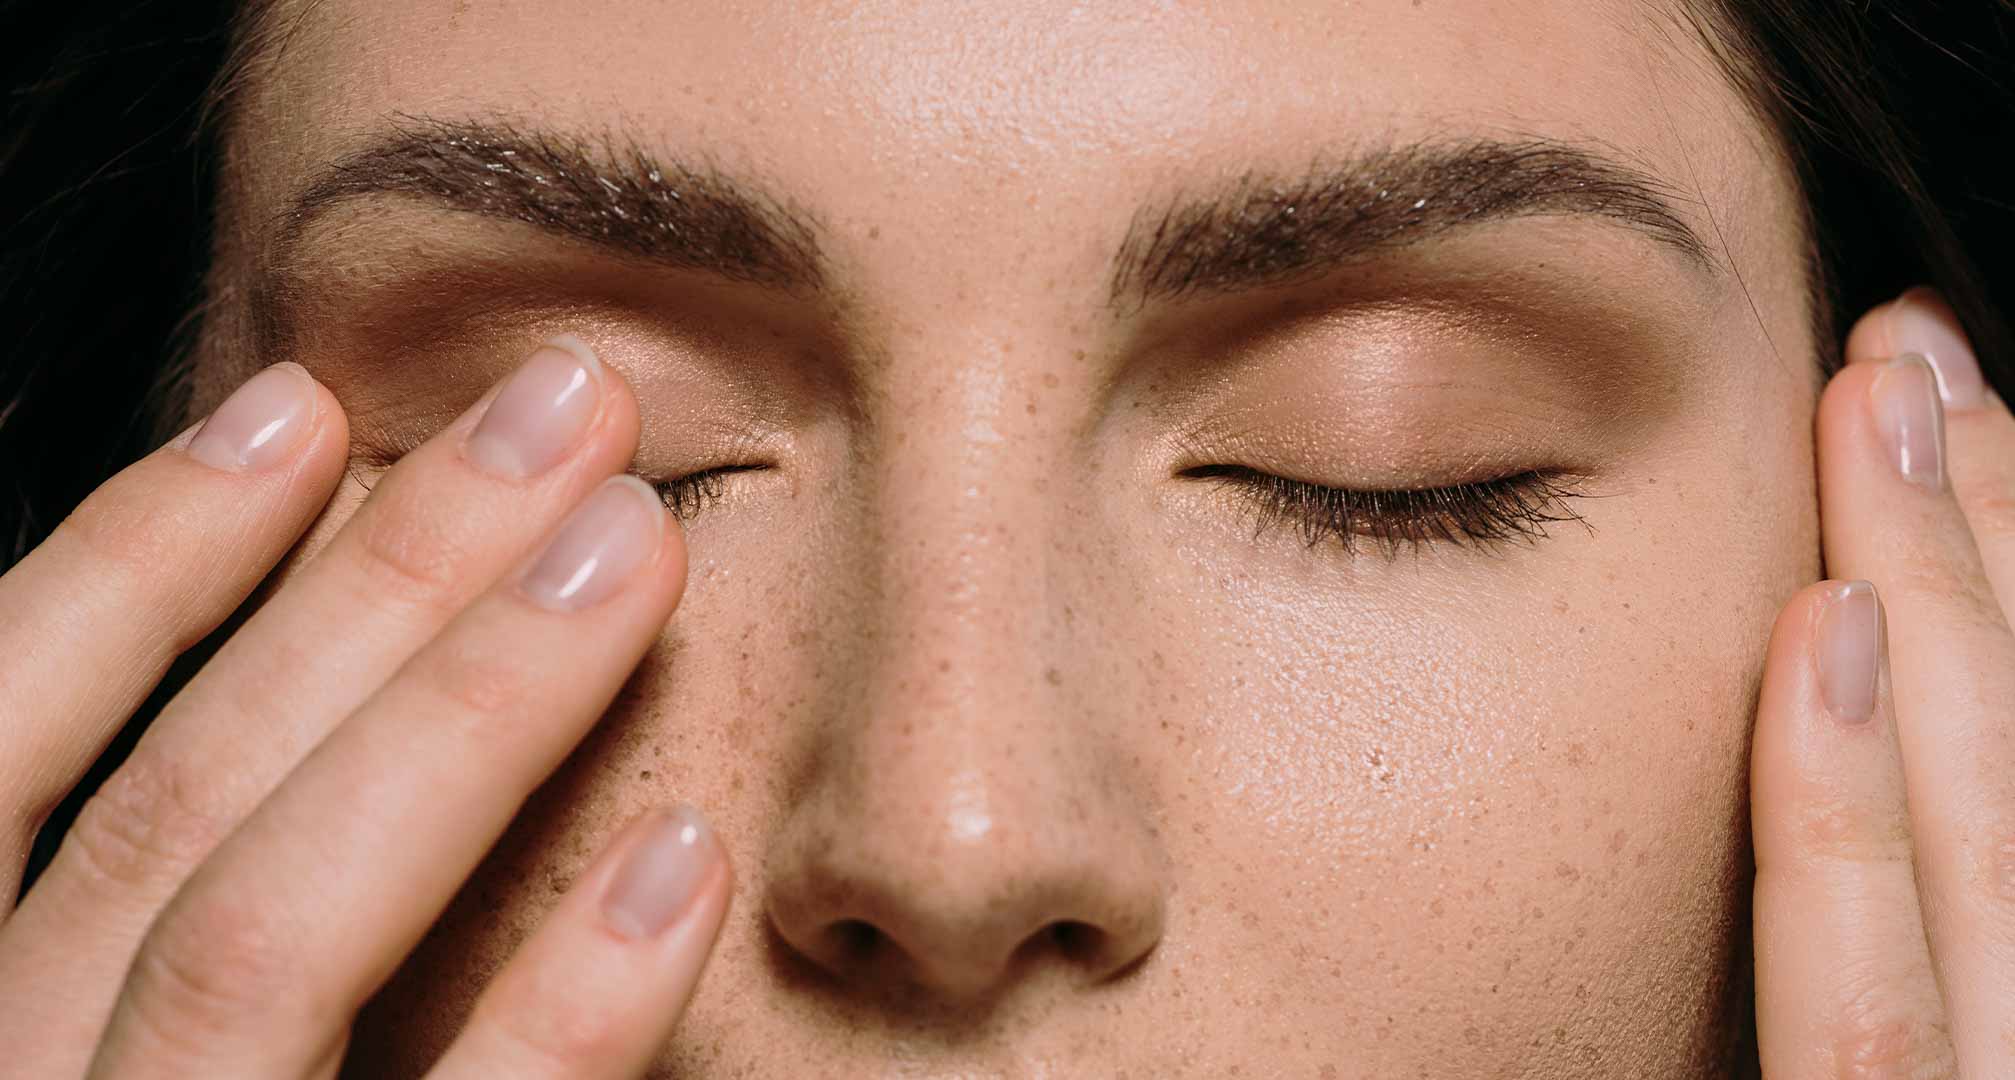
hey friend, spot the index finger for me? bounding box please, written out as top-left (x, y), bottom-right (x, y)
top-left (0, 363), bottom-right (347, 891)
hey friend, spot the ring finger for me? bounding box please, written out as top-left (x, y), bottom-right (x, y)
top-left (1, 335), bottom-right (643, 1065)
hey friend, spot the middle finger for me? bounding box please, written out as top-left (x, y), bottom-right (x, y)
top-left (1818, 351), bottom-right (2015, 1074)
top-left (92, 473), bottom-right (685, 1076)
top-left (4, 336), bottom-right (640, 1053)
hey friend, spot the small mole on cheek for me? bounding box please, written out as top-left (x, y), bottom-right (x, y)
top-left (1044, 666), bottom-right (1063, 686)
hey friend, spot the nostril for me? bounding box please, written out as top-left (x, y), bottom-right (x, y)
top-left (1047, 920), bottom-right (1102, 963)
top-left (831, 918), bottom-right (881, 960)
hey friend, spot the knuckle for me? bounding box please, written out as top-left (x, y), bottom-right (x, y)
top-left (1958, 822), bottom-right (2015, 913)
top-left (66, 755), bottom-right (237, 894)
top-left (422, 634), bottom-right (540, 725)
top-left (349, 477), bottom-right (485, 614)
top-left (1786, 795), bottom-right (1913, 868)
top-left (489, 988), bottom-right (628, 1069)
top-left (127, 890), bottom-right (298, 1048)
top-left (1824, 1010), bottom-right (1952, 1079)
top-left (47, 486), bottom-right (178, 592)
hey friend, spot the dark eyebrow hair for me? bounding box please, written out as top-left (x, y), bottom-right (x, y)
top-left (272, 116), bottom-right (825, 293)
top-left (268, 120), bottom-right (1713, 335)
top-left (1107, 138), bottom-right (1717, 308)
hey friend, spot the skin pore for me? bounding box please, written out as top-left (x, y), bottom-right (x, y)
top-left (187, 0), bottom-right (1818, 1074)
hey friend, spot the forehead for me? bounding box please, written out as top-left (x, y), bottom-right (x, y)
top-left (236, 0), bottom-right (1775, 271)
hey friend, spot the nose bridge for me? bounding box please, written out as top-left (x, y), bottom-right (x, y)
top-left (761, 321), bottom-right (1167, 1003)
top-left (864, 322), bottom-right (1050, 716)
top-left (851, 317), bottom-right (1071, 871)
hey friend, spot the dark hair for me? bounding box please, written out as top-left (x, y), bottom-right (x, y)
top-left (2, 2), bottom-right (2010, 1067)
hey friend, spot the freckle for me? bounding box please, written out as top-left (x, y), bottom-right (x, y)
top-left (1026, 399), bottom-right (1038, 415)
top-left (1043, 371), bottom-right (1061, 388)
top-left (936, 658), bottom-right (951, 673)
top-left (1607, 828), bottom-right (1627, 854)
top-left (640, 769), bottom-right (654, 781)
top-left (1072, 349), bottom-right (1087, 363)
top-left (1555, 861), bottom-right (1580, 882)
top-left (867, 225), bottom-right (881, 239)
top-left (1044, 666), bottom-right (1063, 686)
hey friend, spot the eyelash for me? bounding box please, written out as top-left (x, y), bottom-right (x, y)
top-left (1182, 464), bottom-right (1592, 557)
top-left (652, 466), bottom-right (763, 520)
top-left (652, 462), bottom-right (1594, 556)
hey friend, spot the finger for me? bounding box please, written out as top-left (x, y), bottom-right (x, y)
top-left (1, 337), bottom-right (640, 1063)
top-left (428, 806), bottom-right (731, 1080)
top-left (1849, 287), bottom-right (2015, 617)
top-left (92, 474), bottom-right (684, 1077)
top-left (0, 363), bottom-right (345, 890)
top-left (1751, 580), bottom-right (1953, 1079)
top-left (1817, 351), bottom-right (2015, 1075)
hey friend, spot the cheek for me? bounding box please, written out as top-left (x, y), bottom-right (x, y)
top-left (1158, 408), bottom-right (1816, 1064)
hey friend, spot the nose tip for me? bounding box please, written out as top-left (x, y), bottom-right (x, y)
top-left (763, 791), bottom-right (1166, 1004)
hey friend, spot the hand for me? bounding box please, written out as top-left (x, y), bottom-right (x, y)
top-left (1752, 288), bottom-right (2015, 1076)
top-left (0, 338), bottom-right (731, 1077)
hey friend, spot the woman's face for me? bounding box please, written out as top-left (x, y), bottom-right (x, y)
top-left (195, 0), bottom-right (1819, 1074)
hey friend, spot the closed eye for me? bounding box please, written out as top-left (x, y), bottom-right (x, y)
top-left (1181, 464), bottom-right (1594, 557)
top-left (652, 464), bottom-right (771, 519)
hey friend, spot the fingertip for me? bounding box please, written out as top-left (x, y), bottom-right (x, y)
top-left (1842, 296), bottom-right (1898, 368)
top-left (1758, 580), bottom-right (1843, 725)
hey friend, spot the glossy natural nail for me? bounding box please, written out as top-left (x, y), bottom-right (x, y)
top-left (1813, 580), bottom-right (1880, 725)
top-left (1869, 354), bottom-right (1946, 490)
top-left (465, 336), bottom-right (603, 478)
top-left (1888, 288), bottom-right (1985, 410)
top-left (517, 475), bottom-right (664, 612)
top-left (187, 362), bottom-right (317, 472)
top-left (603, 804), bottom-right (721, 940)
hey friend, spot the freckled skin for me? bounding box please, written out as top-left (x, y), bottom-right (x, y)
top-left (195, 0), bottom-right (1817, 1075)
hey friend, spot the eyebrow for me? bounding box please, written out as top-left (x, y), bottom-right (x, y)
top-left (269, 118), bottom-right (1714, 325)
top-left (1106, 138), bottom-right (1717, 307)
top-left (273, 116), bottom-right (826, 293)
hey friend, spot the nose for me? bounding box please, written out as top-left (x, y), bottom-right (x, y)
top-left (761, 376), bottom-right (1169, 1005)
top-left (763, 742), bottom-right (1168, 1002)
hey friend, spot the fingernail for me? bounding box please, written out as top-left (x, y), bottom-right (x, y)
top-left (1869, 354), bottom-right (1946, 490)
top-left (187, 362), bottom-right (317, 472)
top-left (465, 336), bottom-right (603, 478)
top-left (603, 804), bottom-right (721, 940)
top-left (1888, 288), bottom-right (1985, 410)
top-left (517, 474), bottom-right (664, 612)
top-left (1813, 580), bottom-right (1880, 724)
